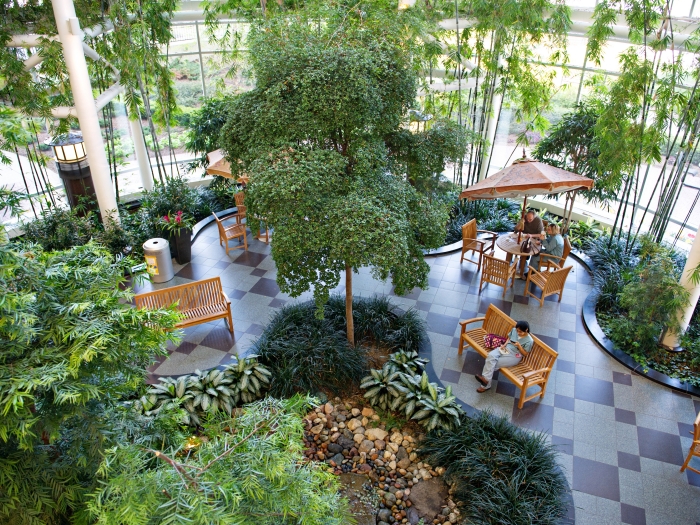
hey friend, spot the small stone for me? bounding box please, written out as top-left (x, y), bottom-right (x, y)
top-left (362, 416), bottom-right (369, 427)
top-left (359, 439), bottom-right (374, 454)
top-left (387, 443), bottom-right (399, 453)
top-left (435, 466), bottom-right (445, 475)
top-left (442, 507), bottom-right (451, 516)
top-left (336, 414), bottom-right (347, 422)
top-left (402, 439), bottom-right (410, 448)
top-left (351, 408), bottom-right (361, 417)
top-left (330, 432), bottom-right (340, 442)
top-left (347, 418), bottom-right (363, 431)
top-left (327, 443), bottom-right (343, 455)
top-left (362, 407), bottom-right (375, 417)
top-left (390, 433), bottom-right (403, 444)
top-left (375, 439), bottom-right (386, 450)
top-left (384, 450), bottom-right (392, 460)
top-left (384, 493), bottom-right (397, 506)
top-left (324, 403), bottom-right (333, 414)
top-left (338, 422), bottom-right (346, 429)
top-left (371, 414), bottom-right (381, 420)
top-left (317, 452), bottom-right (325, 460)
top-left (404, 488), bottom-right (410, 497)
top-left (388, 460), bottom-right (397, 471)
top-left (396, 446), bottom-right (408, 461)
top-left (397, 458), bottom-right (411, 470)
top-left (365, 428), bottom-right (388, 441)
top-left (449, 513), bottom-right (457, 522)
top-left (409, 452), bottom-right (418, 462)
top-left (310, 424), bottom-right (324, 435)
top-left (328, 453), bottom-right (345, 465)
top-left (396, 490), bottom-right (404, 500)
top-left (353, 433), bottom-right (364, 445)
top-left (377, 509), bottom-right (392, 523)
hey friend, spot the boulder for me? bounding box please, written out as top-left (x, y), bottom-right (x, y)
top-left (407, 478), bottom-right (449, 522)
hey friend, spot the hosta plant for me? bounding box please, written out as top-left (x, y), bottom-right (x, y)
top-left (386, 350), bottom-right (428, 376)
top-left (398, 371), bottom-right (463, 431)
top-left (360, 365), bottom-right (403, 412)
top-left (139, 356), bottom-right (271, 426)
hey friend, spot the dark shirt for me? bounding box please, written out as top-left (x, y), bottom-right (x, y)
top-left (523, 216), bottom-right (544, 235)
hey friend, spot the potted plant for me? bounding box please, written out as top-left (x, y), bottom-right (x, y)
top-left (162, 211), bottom-right (196, 264)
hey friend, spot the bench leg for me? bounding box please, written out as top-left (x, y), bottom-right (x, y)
top-left (517, 386), bottom-right (527, 409)
top-left (458, 335), bottom-right (465, 356)
top-left (226, 309), bottom-right (234, 334)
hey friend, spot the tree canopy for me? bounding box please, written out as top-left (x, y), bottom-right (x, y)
top-left (220, 11), bottom-right (459, 343)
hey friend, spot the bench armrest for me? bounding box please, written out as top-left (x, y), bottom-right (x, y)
top-left (459, 316), bottom-right (485, 327)
top-left (221, 290), bottom-right (231, 305)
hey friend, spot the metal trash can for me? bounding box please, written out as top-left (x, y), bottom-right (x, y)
top-left (143, 238), bottom-right (174, 283)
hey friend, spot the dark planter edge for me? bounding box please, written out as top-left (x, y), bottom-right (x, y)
top-left (418, 336), bottom-right (575, 524)
top-left (570, 249), bottom-right (700, 397)
top-left (191, 206), bottom-right (239, 242)
top-left (423, 240), bottom-right (462, 257)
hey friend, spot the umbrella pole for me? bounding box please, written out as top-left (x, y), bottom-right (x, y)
top-left (564, 191), bottom-right (577, 234)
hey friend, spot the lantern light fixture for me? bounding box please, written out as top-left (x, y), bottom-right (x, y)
top-left (47, 131), bottom-right (87, 163)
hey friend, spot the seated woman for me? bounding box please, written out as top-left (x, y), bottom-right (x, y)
top-left (529, 223), bottom-right (564, 272)
top-left (475, 321), bottom-right (533, 392)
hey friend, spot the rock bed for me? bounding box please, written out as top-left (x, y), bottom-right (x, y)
top-left (303, 400), bottom-right (461, 525)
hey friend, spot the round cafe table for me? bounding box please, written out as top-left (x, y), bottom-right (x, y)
top-left (495, 233), bottom-right (538, 277)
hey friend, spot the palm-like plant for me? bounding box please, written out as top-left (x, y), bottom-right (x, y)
top-left (412, 383), bottom-right (462, 432)
top-left (225, 355), bottom-right (272, 403)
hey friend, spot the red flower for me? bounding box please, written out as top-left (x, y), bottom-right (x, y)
top-left (163, 215), bottom-right (170, 222)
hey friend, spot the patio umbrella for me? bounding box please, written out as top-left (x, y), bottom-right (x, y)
top-left (459, 154), bottom-right (594, 231)
top-left (205, 149), bottom-right (250, 185)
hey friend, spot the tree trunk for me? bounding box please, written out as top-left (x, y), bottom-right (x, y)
top-left (345, 263), bottom-right (354, 346)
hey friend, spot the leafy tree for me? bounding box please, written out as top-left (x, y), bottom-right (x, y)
top-left (184, 95), bottom-right (236, 170)
top-left (533, 102), bottom-right (618, 205)
top-left (0, 189), bottom-right (181, 524)
top-left (88, 396), bottom-right (352, 525)
top-left (221, 13), bottom-right (453, 344)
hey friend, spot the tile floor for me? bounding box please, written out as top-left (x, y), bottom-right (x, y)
top-left (134, 223), bottom-right (700, 525)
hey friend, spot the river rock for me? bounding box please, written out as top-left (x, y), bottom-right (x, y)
top-left (310, 423), bottom-right (324, 434)
top-left (377, 508), bottom-right (392, 523)
top-left (347, 418), bottom-right (363, 431)
top-left (351, 408), bottom-right (361, 417)
top-left (358, 439), bottom-right (374, 454)
top-left (337, 436), bottom-right (354, 450)
top-left (374, 439), bottom-right (386, 450)
top-left (390, 432), bottom-right (403, 444)
top-left (362, 407), bottom-right (374, 417)
top-left (353, 433), bottom-right (365, 445)
top-left (364, 428), bottom-right (388, 441)
top-left (397, 458), bottom-right (411, 470)
top-left (327, 443), bottom-right (343, 455)
top-left (328, 453), bottom-right (345, 465)
top-left (396, 446), bottom-right (408, 460)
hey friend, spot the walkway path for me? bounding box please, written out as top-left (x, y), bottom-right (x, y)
top-left (134, 222), bottom-right (700, 525)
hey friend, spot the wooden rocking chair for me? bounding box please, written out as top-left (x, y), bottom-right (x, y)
top-left (524, 265), bottom-right (573, 307)
top-left (479, 252), bottom-right (517, 299)
top-left (460, 219), bottom-right (498, 271)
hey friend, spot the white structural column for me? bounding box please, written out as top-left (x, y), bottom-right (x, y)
top-left (661, 231), bottom-right (700, 348)
top-left (51, 0), bottom-right (119, 222)
top-left (478, 89), bottom-right (502, 182)
top-left (129, 117), bottom-right (154, 192)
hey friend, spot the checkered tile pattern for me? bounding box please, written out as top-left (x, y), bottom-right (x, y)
top-left (135, 224), bottom-right (700, 525)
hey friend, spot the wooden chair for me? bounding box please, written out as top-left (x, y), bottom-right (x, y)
top-left (135, 276), bottom-right (234, 334)
top-left (540, 236), bottom-right (572, 271)
top-left (460, 219), bottom-right (498, 271)
top-left (499, 335), bottom-right (558, 409)
top-left (212, 212), bottom-right (248, 255)
top-left (233, 191), bottom-right (247, 225)
top-left (458, 304), bottom-right (516, 357)
top-left (479, 252), bottom-right (517, 299)
top-left (681, 411), bottom-right (700, 475)
top-left (524, 266), bottom-right (573, 307)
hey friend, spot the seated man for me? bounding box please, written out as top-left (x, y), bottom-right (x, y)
top-left (521, 210), bottom-right (544, 236)
top-left (475, 321), bottom-right (534, 392)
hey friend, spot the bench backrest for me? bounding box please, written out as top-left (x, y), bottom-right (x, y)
top-left (482, 304), bottom-right (517, 338)
top-left (135, 277), bottom-right (225, 312)
top-left (521, 334), bottom-right (558, 371)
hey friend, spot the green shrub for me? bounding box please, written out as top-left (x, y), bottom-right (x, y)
top-left (324, 295), bottom-right (427, 353)
top-left (252, 301), bottom-right (368, 397)
top-left (445, 198), bottom-right (519, 244)
top-left (89, 396), bottom-right (352, 525)
top-left (22, 206), bottom-right (96, 251)
top-left (419, 411), bottom-right (569, 525)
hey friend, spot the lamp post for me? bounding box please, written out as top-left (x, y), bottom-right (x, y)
top-left (47, 131), bottom-right (98, 215)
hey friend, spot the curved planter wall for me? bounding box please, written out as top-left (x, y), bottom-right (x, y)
top-left (573, 252), bottom-right (700, 397)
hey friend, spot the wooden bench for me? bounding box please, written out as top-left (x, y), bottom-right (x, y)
top-left (458, 304), bottom-right (558, 409)
top-left (134, 277), bottom-right (234, 334)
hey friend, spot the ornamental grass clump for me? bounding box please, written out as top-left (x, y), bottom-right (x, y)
top-left (252, 301), bottom-right (368, 398)
top-left (419, 411), bottom-right (569, 525)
